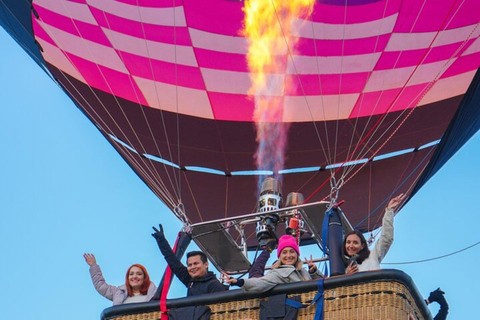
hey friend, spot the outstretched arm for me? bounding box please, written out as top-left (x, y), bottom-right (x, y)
top-left (249, 250), bottom-right (271, 278)
top-left (221, 271), bottom-right (281, 293)
top-left (152, 225), bottom-right (191, 287)
top-left (84, 253), bottom-right (118, 301)
top-left (426, 288), bottom-right (449, 320)
top-left (373, 194), bottom-right (406, 262)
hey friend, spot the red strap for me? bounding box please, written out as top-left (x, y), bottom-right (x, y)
top-left (159, 268), bottom-right (170, 319)
top-left (159, 232), bottom-right (182, 319)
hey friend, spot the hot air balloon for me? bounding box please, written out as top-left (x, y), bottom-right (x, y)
top-left (1, 0), bottom-right (479, 319)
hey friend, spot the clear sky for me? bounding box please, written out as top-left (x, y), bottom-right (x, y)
top-left (1, 27), bottom-right (479, 320)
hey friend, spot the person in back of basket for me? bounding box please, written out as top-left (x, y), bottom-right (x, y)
top-left (408, 288), bottom-right (449, 320)
top-left (426, 288), bottom-right (449, 320)
top-left (220, 235), bottom-right (323, 293)
top-left (343, 193), bottom-right (406, 275)
top-left (84, 253), bottom-right (157, 305)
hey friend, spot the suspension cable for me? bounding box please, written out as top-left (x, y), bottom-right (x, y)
top-left (383, 240), bottom-right (480, 265)
top-left (134, 0), bottom-right (182, 200)
top-left (38, 4), bottom-right (165, 189)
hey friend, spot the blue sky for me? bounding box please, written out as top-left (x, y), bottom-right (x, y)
top-left (1, 27), bottom-right (479, 319)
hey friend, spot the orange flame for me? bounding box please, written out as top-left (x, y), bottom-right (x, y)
top-left (243, 0), bottom-right (313, 180)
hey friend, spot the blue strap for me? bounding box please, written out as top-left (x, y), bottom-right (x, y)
top-left (321, 209), bottom-right (333, 277)
top-left (313, 279), bottom-right (325, 320)
top-left (284, 280), bottom-right (325, 319)
top-left (285, 298), bottom-right (308, 309)
top-left (285, 279), bottom-right (325, 320)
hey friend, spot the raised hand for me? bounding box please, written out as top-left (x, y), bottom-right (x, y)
top-left (304, 254), bottom-right (317, 273)
top-left (151, 224), bottom-right (165, 241)
top-left (387, 193), bottom-right (406, 210)
top-left (83, 253), bottom-right (97, 266)
top-left (427, 288), bottom-right (446, 303)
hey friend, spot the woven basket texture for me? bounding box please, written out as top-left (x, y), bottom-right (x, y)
top-left (107, 280), bottom-right (425, 320)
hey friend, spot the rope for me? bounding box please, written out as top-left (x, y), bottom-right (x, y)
top-left (344, 19), bottom-right (479, 228)
top-left (338, 0), bottom-right (466, 184)
top-left (370, 150), bottom-right (416, 230)
top-left (307, 9), bottom-right (477, 207)
top-left (367, 162), bottom-right (372, 230)
top-left (173, 1), bottom-right (182, 202)
top-left (383, 240), bottom-right (480, 265)
top-left (332, 0), bottom-right (348, 167)
top-left (342, 0), bottom-right (390, 179)
top-left (133, 0), bottom-right (182, 201)
top-left (342, 0), bottom-right (428, 173)
top-left (35, 3), bottom-right (177, 205)
top-left (352, 144), bottom-right (436, 229)
top-left (309, 8), bottom-right (333, 167)
top-left (342, 0), bottom-right (470, 181)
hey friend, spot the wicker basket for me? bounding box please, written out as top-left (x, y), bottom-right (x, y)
top-left (207, 280), bottom-right (423, 320)
top-left (106, 278), bottom-right (426, 320)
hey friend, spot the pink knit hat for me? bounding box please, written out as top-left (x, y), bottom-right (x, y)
top-left (277, 235), bottom-right (300, 258)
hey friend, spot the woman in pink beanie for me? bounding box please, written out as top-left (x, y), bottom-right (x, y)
top-left (221, 235), bottom-right (323, 293)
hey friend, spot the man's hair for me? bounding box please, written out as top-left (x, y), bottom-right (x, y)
top-left (187, 251), bottom-right (208, 263)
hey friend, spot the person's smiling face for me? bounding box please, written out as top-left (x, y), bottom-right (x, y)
top-left (128, 266), bottom-right (145, 291)
top-left (279, 247), bottom-right (298, 266)
top-left (187, 255), bottom-right (209, 279)
top-left (345, 234), bottom-right (365, 256)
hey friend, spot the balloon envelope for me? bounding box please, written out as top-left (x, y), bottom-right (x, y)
top-left (1, 0), bottom-right (480, 246)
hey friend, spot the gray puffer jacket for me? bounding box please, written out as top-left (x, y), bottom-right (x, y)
top-left (242, 265), bottom-right (322, 293)
top-left (89, 264), bottom-right (157, 305)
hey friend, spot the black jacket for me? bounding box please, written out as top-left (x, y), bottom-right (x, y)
top-left (156, 236), bottom-right (228, 296)
top-left (185, 271), bottom-right (227, 296)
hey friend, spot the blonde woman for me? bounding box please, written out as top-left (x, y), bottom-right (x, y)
top-left (221, 235), bottom-right (322, 293)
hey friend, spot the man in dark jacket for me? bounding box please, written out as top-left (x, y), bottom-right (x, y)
top-left (152, 224), bottom-right (227, 296)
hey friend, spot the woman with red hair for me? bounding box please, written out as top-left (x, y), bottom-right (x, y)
top-left (84, 253), bottom-right (157, 305)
